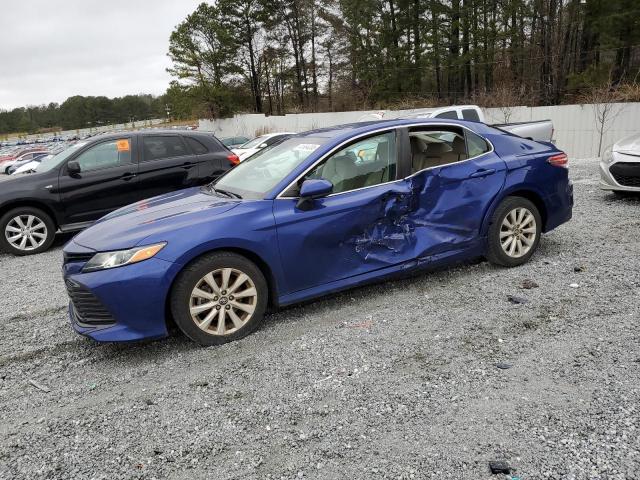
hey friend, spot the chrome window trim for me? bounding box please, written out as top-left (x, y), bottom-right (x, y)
top-left (275, 122), bottom-right (495, 200)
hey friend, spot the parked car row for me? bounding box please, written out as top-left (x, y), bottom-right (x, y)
top-left (13, 112), bottom-right (640, 348)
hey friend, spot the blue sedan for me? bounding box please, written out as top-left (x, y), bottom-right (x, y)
top-left (62, 119), bottom-right (573, 346)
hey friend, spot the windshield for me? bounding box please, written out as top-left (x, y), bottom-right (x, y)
top-left (36, 142), bottom-right (87, 172)
top-left (239, 135), bottom-right (271, 149)
top-left (212, 137), bottom-right (325, 199)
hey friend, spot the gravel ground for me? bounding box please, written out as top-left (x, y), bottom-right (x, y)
top-left (0, 159), bottom-right (639, 480)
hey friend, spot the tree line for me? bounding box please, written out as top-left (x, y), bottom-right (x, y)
top-left (0, 94), bottom-right (167, 136)
top-left (168, 0), bottom-right (640, 117)
top-left (3, 0), bottom-right (639, 135)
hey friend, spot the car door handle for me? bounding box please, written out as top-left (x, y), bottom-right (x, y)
top-left (181, 162), bottom-right (196, 169)
top-left (121, 173), bottom-right (136, 181)
top-left (469, 168), bottom-right (496, 178)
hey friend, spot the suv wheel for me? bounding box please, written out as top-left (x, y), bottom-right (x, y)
top-left (486, 197), bottom-right (542, 267)
top-left (170, 252), bottom-right (268, 346)
top-left (0, 207), bottom-right (56, 255)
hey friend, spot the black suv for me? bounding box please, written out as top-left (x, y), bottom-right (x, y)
top-left (0, 130), bottom-right (237, 255)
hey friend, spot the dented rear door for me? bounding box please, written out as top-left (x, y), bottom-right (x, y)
top-left (403, 140), bottom-right (507, 259)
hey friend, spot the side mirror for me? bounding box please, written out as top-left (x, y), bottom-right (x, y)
top-left (67, 160), bottom-right (81, 175)
top-left (296, 179), bottom-right (333, 211)
top-left (259, 143), bottom-right (268, 149)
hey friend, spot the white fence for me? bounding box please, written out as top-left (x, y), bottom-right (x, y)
top-left (199, 103), bottom-right (640, 158)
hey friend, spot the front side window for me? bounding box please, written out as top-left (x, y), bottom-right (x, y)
top-left (74, 139), bottom-right (132, 172)
top-left (143, 136), bottom-right (188, 161)
top-left (301, 131), bottom-right (397, 195)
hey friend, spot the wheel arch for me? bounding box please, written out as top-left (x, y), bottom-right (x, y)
top-left (0, 200), bottom-right (59, 229)
top-left (482, 188), bottom-right (548, 237)
top-left (163, 246), bottom-right (280, 333)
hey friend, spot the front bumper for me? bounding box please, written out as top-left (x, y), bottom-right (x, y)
top-left (600, 154), bottom-right (640, 192)
top-left (63, 246), bottom-right (182, 342)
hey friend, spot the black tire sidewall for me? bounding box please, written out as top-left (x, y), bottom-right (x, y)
top-left (0, 207), bottom-right (56, 255)
top-left (170, 252), bottom-right (268, 346)
top-left (487, 197), bottom-right (542, 267)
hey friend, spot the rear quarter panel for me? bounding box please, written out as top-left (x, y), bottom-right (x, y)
top-left (483, 132), bottom-right (572, 233)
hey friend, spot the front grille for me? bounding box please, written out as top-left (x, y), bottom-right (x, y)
top-left (610, 162), bottom-right (640, 188)
top-left (66, 279), bottom-right (115, 326)
top-left (63, 251), bottom-right (94, 264)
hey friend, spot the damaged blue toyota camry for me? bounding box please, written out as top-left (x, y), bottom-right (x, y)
top-left (63, 119), bottom-right (573, 346)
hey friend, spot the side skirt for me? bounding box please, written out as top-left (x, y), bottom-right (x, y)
top-left (277, 241), bottom-right (485, 307)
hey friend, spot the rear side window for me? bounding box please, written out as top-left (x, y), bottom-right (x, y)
top-left (74, 139), bottom-right (132, 172)
top-left (185, 136), bottom-right (209, 155)
top-left (434, 110), bottom-right (459, 120)
top-left (143, 136), bottom-right (188, 161)
top-left (466, 131), bottom-right (491, 157)
top-left (462, 109), bottom-right (481, 122)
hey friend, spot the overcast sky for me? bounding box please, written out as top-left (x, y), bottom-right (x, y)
top-left (0, 0), bottom-right (203, 109)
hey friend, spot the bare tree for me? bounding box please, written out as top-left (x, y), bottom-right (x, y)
top-left (580, 84), bottom-right (626, 157)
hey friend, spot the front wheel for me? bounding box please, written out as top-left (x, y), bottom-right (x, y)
top-left (170, 252), bottom-right (268, 346)
top-left (486, 197), bottom-right (542, 267)
top-left (0, 207), bottom-right (56, 255)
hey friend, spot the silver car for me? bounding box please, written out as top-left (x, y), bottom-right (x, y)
top-left (600, 134), bottom-right (640, 194)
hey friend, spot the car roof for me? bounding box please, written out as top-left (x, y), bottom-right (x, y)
top-left (91, 129), bottom-right (214, 140)
top-left (293, 118), bottom-right (492, 143)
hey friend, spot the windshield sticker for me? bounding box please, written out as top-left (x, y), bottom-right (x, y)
top-left (293, 143), bottom-right (320, 152)
top-left (116, 139), bottom-right (130, 152)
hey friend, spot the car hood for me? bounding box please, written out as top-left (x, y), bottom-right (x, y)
top-left (72, 187), bottom-right (240, 251)
top-left (613, 133), bottom-right (640, 155)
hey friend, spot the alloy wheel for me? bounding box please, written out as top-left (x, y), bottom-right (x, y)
top-left (4, 214), bottom-right (48, 252)
top-left (499, 207), bottom-right (537, 258)
top-left (189, 267), bottom-right (258, 336)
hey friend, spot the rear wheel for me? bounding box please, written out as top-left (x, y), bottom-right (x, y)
top-left (486, 197), bottom-right (541, 267)
top-left (0, 207), bottom-right (56, 255)
top-left (170, 252), bottom-right (268, 346)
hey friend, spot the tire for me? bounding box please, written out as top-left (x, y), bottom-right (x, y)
top-left (170, 252), bottom-right (268, 346)
top-left (0, 207), bottom-right (56, 255)
top-left (485, 196), bottom-right (542, 267)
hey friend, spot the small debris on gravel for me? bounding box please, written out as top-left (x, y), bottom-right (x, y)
top-left (569, 283), bottom-right (580, 288)
top-left (496, 362), bottom-right (513, 370)
top-left (520, 279), bottom-right (539, 289)
top-left (488, 461), bottom-right (512, 474)
top-left (520, 278), bottom-right (540, 290)
top-left (507, 295), bottom-right (529, 304)
top-left (28, 379), bottom-right (50, 393)
top-left (574, 265), bottom-right (585, 272)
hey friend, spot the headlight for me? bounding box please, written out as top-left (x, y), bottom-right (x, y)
top-left (604, 147), bottom-right (616, 164)
top-left (83, 242), bottom-right (166, 272)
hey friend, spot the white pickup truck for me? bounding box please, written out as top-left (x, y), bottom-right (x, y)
top-left (360, 105), bottom-right (554, 143)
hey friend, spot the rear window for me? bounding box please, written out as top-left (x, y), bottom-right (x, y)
top-left (434, 110), bottom-right (459, 120)
top-left (462, 109), bottom-right (481, 122)
top-left (143, 136), bottom-right (189, 161)
top-left (185, 136), bottom-right (209, 155)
